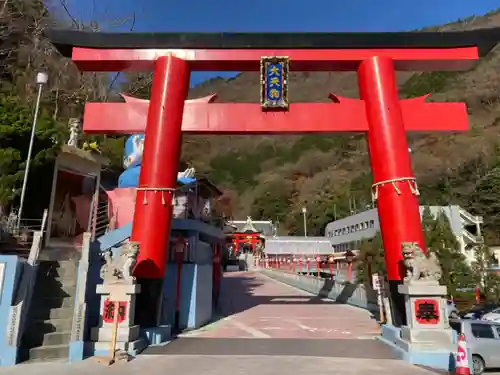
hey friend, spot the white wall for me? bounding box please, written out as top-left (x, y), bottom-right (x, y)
top-left (324, 205), bottom-right (477, 261)
top-left (324, 209), bottom-right (379, 251)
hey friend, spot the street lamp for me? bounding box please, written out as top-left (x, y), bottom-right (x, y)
top-left (17, 72), bottom-right (48, 232)
top-left (302, 207), bottom-right (307, 237)
top-left (345, 250), bottom-right (355, 282)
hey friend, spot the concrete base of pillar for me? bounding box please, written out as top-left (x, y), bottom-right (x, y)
top-left (142, 325), bottom-right (172, 346)
top-left (400, 326), bottom-right (455, 352)
top-left (90, 325), bottom-right (140, 342)
top-left (90, 337), bottom-right (147, 357)
top-left (377, 324), bottom-right (461, 372)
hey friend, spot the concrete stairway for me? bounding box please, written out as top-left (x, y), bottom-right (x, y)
top-left (19, 260), bottom-right (78, 363)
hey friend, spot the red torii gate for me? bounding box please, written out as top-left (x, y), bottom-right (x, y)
top-left (48, 29), bottom-right (498, 324)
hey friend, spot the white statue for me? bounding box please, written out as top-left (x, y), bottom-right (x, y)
top-left (123, 135), bottom-right (144, 169)
top-left (67, 118), bottom-right (81, 147)
top-left (402, 242), bottom-right (442, 283)
top-left (100, 240), bottom-right (139, 284)
top-left (177, 167), bottom-right (196, 179)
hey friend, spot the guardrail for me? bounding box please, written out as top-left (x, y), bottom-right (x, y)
top-left (458, 207), bottom-right (483, 225)
top-left (259, 268), bottom-right (379, 315)
top-left (6, 209), bottom-right (47, 358)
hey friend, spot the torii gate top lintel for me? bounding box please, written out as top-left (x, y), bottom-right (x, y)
top-left (46, 28), bottom-right (500, 72)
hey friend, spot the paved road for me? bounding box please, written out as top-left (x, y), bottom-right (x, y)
top-left (1, 271), bottom-right (454, 375)
top-left (174, 271), bottom-right (382, 341)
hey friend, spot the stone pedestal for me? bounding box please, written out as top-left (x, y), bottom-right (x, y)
top-left (91, 283), bottom-right (147, 355)
top-left (398, 281), bottom-right (454, 351)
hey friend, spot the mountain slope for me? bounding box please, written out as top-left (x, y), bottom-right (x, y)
top-left (161, 10), bottom-right (500, 240)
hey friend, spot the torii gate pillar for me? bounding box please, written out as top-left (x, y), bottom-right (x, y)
top-left (358, 56), bottom-right (424, 283)
top-left (130, 55), bottom-right (189, 278)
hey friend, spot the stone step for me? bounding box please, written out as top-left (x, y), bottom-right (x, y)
top-left (20, 358), bottom-right (67, 364)
top-left (29, 318), bottom-right (73, 334)
top-left (32, 296), bottom-right (74, 309)
top-left (36, 272), bottom-right (78, 285)
top-left (34, 280), bottom-right (77, 296)
top-left (29, 344), bottom-right (69, 361)
top-left (38, 260), bottom-right (78, 272)
top-left (37, 266), bottom-right (77, 280)
top-left (39, 260), bottom-right (78, 267)
top-left (33, 285), bottom-right (76, 300)
top-left (32, 306), bottom-right (74, 320)
top-left (24, 330), bottom-right (72, 347)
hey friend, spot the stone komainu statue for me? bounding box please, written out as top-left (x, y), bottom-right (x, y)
top-left (100, 240), bottom-right (140, 283)
top-left (401, 242), bottom-right (442, 283)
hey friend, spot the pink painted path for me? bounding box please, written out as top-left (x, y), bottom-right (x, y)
top-left (181, 271), bottom-right (380, 340)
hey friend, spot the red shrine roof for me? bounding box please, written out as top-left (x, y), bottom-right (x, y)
top-left (47, 29), bottom-right (500, 58)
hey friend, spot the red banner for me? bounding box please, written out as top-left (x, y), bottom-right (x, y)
top-left (102, 300), bottom-right (128, 323)
top-left (414, 299), bottom-right (440, 324)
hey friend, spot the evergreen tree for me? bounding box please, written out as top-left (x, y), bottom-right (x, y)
top-left (355, 232), bottom-right (385, 284)
top-left (355, 207), bottom-right (476, 293)
top-left (0, 95), bottom-right (66, 215)
top-left (469, 167), bottom-right (500, 244)
top-left (472, 244), bottom-right (500, 302)
top-left (421, 206), bottom-right (438, 248)
top-left (422, 207), bottom-right (475, 294)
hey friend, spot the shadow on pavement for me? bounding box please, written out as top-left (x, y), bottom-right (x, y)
top-left (212, 272), bottom-right (377, 323)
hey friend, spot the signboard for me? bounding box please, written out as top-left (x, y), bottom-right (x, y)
top-left (102, 300), bottom-right (128, 324)
top-left (260, 56), bottom-right (289, 109)
top-left (372, 274), bottom-right (385, 291)
top-left (71, 304), bottom-right (85, 341)
top-left (6, 305), bottom-right (20, 346)
top-left (414, 299), bottom-right (440, 324)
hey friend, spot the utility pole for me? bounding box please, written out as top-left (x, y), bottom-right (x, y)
top-left (302, 207), bottom-right (307, 237)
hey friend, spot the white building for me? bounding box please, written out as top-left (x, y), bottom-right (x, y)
top-left (324, 205), bottom-right (483, 264)
top-left (263, 236), bottom-right (333, 256)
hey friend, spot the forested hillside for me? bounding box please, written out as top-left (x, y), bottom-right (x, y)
top-left (0, 0), bottom-right (125, 217)
top-left (2, 1), bottom-right (500, 242)
top-left (125, 9), bottom-right (500, 242)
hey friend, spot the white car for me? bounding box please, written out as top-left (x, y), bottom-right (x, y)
top-left (481, 308), bottom-right (500, 323)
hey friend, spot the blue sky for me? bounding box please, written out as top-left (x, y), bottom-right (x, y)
top-left (58, 0), bottom-right (499, 86)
